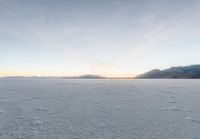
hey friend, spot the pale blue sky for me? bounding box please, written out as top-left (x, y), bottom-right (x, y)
top-left (0, 0), bottom-right (200, 77)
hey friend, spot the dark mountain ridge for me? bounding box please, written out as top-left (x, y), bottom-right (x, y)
top-left (136, 65), bottom-right (200, 79)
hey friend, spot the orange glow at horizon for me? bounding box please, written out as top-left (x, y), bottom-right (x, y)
top-left (0, 70), bottom-right (136, 78)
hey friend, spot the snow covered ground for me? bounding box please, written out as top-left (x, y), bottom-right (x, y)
top-left (0, 78), bottom-right (200, 139)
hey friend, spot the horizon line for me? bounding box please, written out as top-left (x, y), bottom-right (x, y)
top-left (0, 75), bottom-right (135, 79)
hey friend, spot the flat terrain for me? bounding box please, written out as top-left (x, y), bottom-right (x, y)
top-left (0, 79), bottom-right (200, 139)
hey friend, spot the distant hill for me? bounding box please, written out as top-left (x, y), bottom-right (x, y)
top-left (78, 74), bottom-right (105, 79)
top-left (61, 74), bottom-right (105, 79)
top-left (136, 65), bottom-right (200, 79)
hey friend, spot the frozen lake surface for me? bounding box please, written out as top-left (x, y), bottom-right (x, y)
top-left (0, 79), bottom-right (200, 139)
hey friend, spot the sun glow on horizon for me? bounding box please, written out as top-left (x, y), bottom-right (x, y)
top-left (0, 70), bottom-right (136, 78)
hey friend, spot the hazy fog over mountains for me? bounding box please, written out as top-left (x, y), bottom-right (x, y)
top-left (136, 65), bottom-right (200, 79)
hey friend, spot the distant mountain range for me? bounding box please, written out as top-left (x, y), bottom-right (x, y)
top-left (136, 65), bottom-right (200, 79)
top-left (2, 65), bottom-right (200, 79)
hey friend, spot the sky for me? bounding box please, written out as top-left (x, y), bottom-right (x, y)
top-left (0, 0), bottom-right (200, 77)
